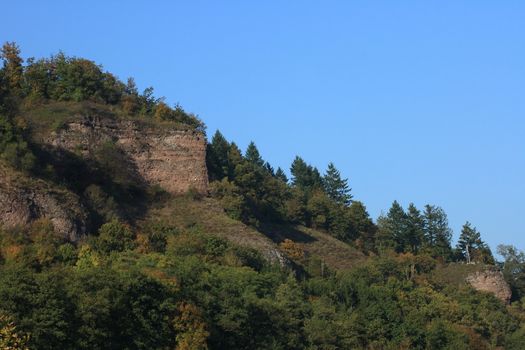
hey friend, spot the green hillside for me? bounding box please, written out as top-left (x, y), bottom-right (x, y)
top-left (2, 42), bottom-right (525, 350)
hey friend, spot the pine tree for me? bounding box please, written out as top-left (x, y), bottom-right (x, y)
top-left (206, 130), bottom-right (230, 181)
top-left (347, 201), bottom-right (376, 253)
top-left (290, 156), bottom-right (322, 190)
top-left (245, 141), bottom-right (264, 167)
top-left (456, 221), bottom-right (493, 264)
top-left (405, 203), bottom-right (424, 254)
top-left (385, 200), bottom-right (409, 252)
top-left (423, 205), bottom-right (453, 261)
top-left (275, 167), bottom-right (288, 183)
top-left (323, 162), bottom-right (352, 206)
top-left (376, 201), bottom-right (411, 253)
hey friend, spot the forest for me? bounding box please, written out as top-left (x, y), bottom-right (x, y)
top-left (2, 42), bottom-right (525, 350)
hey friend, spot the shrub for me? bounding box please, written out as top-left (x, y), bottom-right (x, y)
top-left (95, 219), bottom-right (136, 254)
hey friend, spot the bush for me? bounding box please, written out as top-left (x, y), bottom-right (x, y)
top-left (95, 220), bottom-right (136, 254)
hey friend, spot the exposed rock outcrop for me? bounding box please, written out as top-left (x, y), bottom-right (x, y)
top-left (46, 114), bottom-right (208, 194)
top-left (466, 268), bottom-right (512, 304)
top-left (0, 165), bottom-right (88, 241)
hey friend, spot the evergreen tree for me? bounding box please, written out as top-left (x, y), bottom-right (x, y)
top-left (275, 167), bottom-right (288, 183)
top-left (245, 141), bottom-right (264, 167)
top-left (227, 142), bottom-right (243, 180)
top-left (456, 221), bottom-right (493, 264)
top-left (323, 162), bottom-right (352, 206)
top-left (264, 162), bottom-right (274, 175)
top-left (290, 156), bottom-right (323, 191)
top-left (406, 203), bottom-right (424, 254)
top-left (376, 201), bottom-right (411, 253)
top-left (206, 130), bottom-right (230, 181)
top-left (347, 201), bottom-right (376, 253)
top-left (423, 205), bottom-right (453, 261)
top-left (385, 201), bottom-right (409, 252)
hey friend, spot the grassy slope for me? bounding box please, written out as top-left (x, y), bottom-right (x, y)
top-left (145, 195), bottom-right (364, 270)
top-left (431, 262), bottom-right (493, 286)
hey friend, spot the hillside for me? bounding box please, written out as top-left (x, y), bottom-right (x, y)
top-left (2, 43), bottom-right (525, 350)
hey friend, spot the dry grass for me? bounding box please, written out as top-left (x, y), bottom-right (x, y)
top-left (145, 195), bottom-right (364, 270)
top-left (431, 262), bottom-right (492, 286)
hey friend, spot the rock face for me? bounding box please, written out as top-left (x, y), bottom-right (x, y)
top-left (0, 165), bottom-right (88, 241)
top-left (466, 269), bottom-right (512, 304)
top-left (46, 114), bottom-right (208, 194)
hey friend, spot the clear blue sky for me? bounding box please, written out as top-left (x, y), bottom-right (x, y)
top-left (2, 1), bottom-right (524, 254)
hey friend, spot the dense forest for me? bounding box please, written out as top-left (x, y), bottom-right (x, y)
top-left (2, 42), bottom-right (525, 349)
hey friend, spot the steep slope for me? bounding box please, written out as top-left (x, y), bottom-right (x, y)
top-left (0, 162), bottom-right (88, 240)
top-left (146, 195), bottom-right (365, 270)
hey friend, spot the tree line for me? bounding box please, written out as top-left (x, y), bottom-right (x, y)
top-left (207, 130), bottom-right (495, 265)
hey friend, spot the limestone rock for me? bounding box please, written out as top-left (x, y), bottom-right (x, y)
top-left (466, 268), bottom-right (512, 304)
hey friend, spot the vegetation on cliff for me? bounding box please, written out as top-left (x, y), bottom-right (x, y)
top-left (2, 43), bottom-right (525, 349)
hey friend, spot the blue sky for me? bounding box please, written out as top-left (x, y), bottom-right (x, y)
top-left (2, 1), bottom-right (524, 254)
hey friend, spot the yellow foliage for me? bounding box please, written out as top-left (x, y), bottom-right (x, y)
top-left (0, 314), bottom-right (30, 350)
top-left (173, 302), bottom-right (209, 350)
top-left (279, 239), bottom-right (305, 260)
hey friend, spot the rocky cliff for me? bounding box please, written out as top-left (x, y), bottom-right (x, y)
top-left (466, 269), bottom-right (512, 304)
top-left (46, 115), bottom-right (208, 194)
top-left (0, 164), bottom-right (88, 240)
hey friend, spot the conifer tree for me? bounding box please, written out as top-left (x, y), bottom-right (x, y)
top-left (323, 162), bottom-right (352, 206)
top-left (423, 205), bottom-right (453, 261)
top-left (456, 221), bottom-right (493, 264)
top-left (385, 200), bottom-right (408, 252)
top-left (347, 201), bottom-right (376, 253)
top-left (275, 167), bottom-right (288, 183)
top-left (245, 141), bottom-right (264, 167)
top-left (290, 156), bottom-right (322, 190)
top-left (206, 130), bottom-right (230, 181)
top-left (406, 203), bottom-right (424, 254)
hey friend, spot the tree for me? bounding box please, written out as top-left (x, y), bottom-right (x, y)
top-left (290, 156), bottom-right (322, 191)
top-left (423, 205), bottom-right (453, 261)
top-left (456, 221), bottom-right (493, 264)
top-left (1, 42), bottom-right (23, 94)
top-left (0, 314), bottom-right (30, 350)
top-left (323, 162), bottom-right (352, 206)
top-left (497, 245), bottom-right (525, 301)
top-left (378, 201), bottom-right (408, 253)
top-left (206, 130), bottom-right (230, 181)
top-left (275, 167), bottom-right (288, 183)
top-left (405, 203), bottom-right (424, 254)
top-left (347, 201), bottom-right (376, 253)
top-left (95, 219), bottom-right (136, 253)
top-left (244, 141), bottom-right (264, 167)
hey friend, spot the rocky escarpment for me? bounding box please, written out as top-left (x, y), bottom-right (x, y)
top-left (45, 114), bottom-right (208, 195)
top-left (0, 164), bottom-right (88, 240)
top-left (467, 269), bottom-right (512, 304)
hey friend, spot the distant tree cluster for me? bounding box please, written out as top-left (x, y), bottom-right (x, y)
top-left (0, 42), bottom-right (204, 130)
top-left (206, 131), bottom-right (376, 250)
top-left (207, 130), bottom-right (496, 264)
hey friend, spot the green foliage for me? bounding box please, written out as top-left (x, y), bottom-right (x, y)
top-left (0, 42), bottom-right (203, 132)
top-left (423, 205), bottom-right (453, 261)
top-left (290, 156), bottom-right (323, 192)
top-left (94, 220), bottom-right (136, 254)
top-left (456, 221), bottom-right (494, 264)
top-left (323, 162), bottom-right (352, 206)
top-left (0, 116), bottom-right (35, 171)
top-left (498, 245), bottom-right (525, 301)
